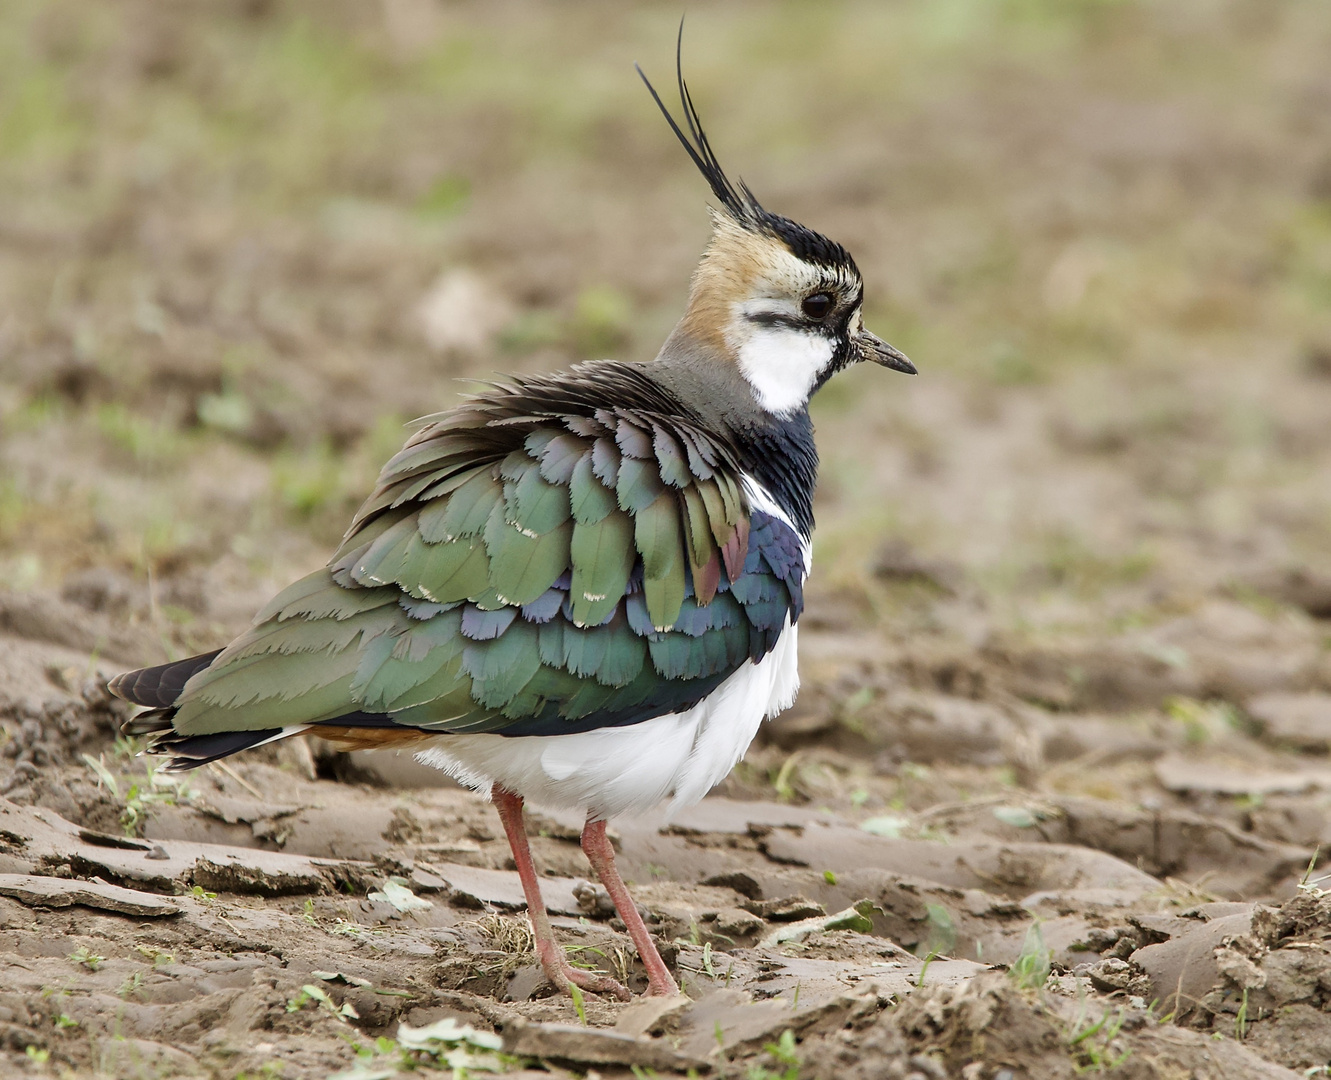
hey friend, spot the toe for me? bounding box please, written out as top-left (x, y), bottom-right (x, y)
top-left (538, 952), bottom-right (632, 1001)
top-left (565, 965), bottom-right (631, 1001)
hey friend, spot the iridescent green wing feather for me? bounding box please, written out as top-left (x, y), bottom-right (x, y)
top-left (168, 365), bottom-right (805, 741)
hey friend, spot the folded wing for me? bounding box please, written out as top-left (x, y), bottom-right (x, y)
top-left (114, 365), bottom-right (806, 762)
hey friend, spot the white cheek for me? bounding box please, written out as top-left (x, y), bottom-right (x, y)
top-left (735, 328), bottom-right (835, 415)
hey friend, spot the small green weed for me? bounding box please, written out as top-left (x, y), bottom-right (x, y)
top-left (117, 970), bottom-right (143, 999)
top-left (915, 950), bottom-right (939, 988)
top-left (286, 983), bottom-right (359, 1023)
top-left (81, 753), bottom-right (120, 798)
top-left (81, 753), bottom-right (196, 836)
top-left (747, 1029), bottom-right (801, 1080)
top-left (568, 982), bottom-right (587, 1025)
top-left (1066, 1003), bottom-right (1130, 1073)
top-left (1009, 922), bottom-right (1053, 991)
top-left (134, 945), bottom-right (175, 968)
top-left (67, 946), bottom-right (104, 972)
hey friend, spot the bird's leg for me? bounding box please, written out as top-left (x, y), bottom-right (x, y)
top-left (580, 817), bottom-right (680, 997)
top-left (491, 785), bottom-right (630, 1001)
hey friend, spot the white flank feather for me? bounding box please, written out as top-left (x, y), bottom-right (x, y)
top-left (415, 616), bottom-right (799, 821)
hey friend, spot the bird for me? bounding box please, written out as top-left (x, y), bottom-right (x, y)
top-left (107, 40), bottom-right (915, 1001)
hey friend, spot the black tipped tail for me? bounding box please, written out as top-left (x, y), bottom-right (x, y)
top-left (108, 648), bottom-right (277, 769)
top-left (150, 728), bottom-right (289, 771)
top-left (149, 714), bottom-right (400, 771)
top-left (108, 649), bottom-right (224, 709)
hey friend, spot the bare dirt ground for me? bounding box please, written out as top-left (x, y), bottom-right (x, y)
top-left (5, 1), bottom-right (1331, 1076)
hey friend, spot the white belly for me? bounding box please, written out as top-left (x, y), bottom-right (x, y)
top-left (415, 618), bottom-right (800, 820)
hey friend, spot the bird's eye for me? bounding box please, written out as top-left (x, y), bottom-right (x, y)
top-left (801, 293), bottom-right (833, 320)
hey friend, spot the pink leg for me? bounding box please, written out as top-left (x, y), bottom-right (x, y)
top-left (491, 786), bottom-right (630, 1000)
top-left (581, 817), bottom-right (679, 997)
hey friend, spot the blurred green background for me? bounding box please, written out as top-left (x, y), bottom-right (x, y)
top-left (3, 0), bottom-right (1331, 662)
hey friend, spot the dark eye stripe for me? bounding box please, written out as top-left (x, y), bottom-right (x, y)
top-left (745, 311), bottom-right (807, 331)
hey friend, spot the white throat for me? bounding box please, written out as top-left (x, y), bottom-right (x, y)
top-left (733, 325), bottom-right (834, 416)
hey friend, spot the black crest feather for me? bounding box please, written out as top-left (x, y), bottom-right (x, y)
top-left (635, 21), bottom-right (758, 223)
top-left (636, 24), bottom-right (858, 274)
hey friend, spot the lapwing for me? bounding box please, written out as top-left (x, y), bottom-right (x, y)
top-left (108, 42), bottom-right (915, 1000)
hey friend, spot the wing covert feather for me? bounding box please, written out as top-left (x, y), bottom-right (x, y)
top-left (167, 369), bottom-right (807, 743)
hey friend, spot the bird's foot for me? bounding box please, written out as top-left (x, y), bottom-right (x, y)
top-left (644, 973), bottom-right (680, 998)
top-left (536, 943), bottom-right (631, 1001)
top-left (562, 962), bottom-right (632, 1001)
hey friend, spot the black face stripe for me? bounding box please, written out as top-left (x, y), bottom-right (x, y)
top-left (744, 309), bottom-right (857, 340)
top-left (745, 311), bottom-right (809, 331)
top-left (744, 276), bottom-right (861, 333)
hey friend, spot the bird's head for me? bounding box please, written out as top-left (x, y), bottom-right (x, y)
top-left (639, 42), bottom-right (915, 419)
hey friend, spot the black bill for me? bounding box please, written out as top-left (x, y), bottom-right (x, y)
top-left (857, 330), bottom-right (916, 374)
